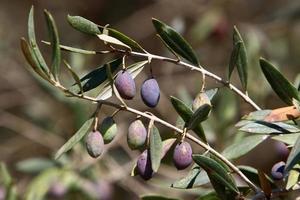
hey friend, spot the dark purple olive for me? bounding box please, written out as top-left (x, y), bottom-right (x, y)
top-left (137, 150), bottom-right (153, 180)
top-left (140, 78), bottom-right (160, 107)
top-left (115, 70), bottom-right (136, 99)
top-left (127, 120), bottom-right (147, 150)
top-left (173, 141), bottom-right (193, 170)
top-left (86, 131), bottom-right (104, 158)
top-left (271, 161), bottom-right (285, 180)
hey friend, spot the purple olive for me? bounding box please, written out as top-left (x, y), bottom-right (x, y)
top-left (115, 70), bottom-right (136, 99)
top-left (86, 131), bottom-right (104, 158)
top-left (127, 120), bottom-right (147, 150)
top-left (137, 150), bottom-right (153, 180)
top-left (271, 161), bottom-right (285, 180)
top-left (140, 78), bottom-right (160, 107)
top-left (173, 141), bottom-right (193, 170)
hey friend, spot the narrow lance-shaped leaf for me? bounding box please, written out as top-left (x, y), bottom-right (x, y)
top-left (234, 26), bottom-right (248, 90)
top-left (228, 41), bottom-right (241, 79)
top-left (55, 117), bottom-right (94, 159)
top-left (272, 133), bottom-right (300, 146)
top-left (260, 58), bottom-right (300, 105)
top-left (98, 26), bottom-right (145, 51)
top-left (63, 60), bottom-right (83, 94)
top-left (42, 41), bottom-right (97, 55)
top-left (239, 121), bottom-right (300, 134)
top-left (285, 135), bottom-right (300, 172)
top-left (149, 125), bottom-right (163, 172)
top-left (170, 96), bottom-right (207, 142)
top-left (0, 162), bottom-right (12, 187)
top-left (28, 6), bottom-right (49, 75)
top-left (192, 155), bottom-right (239, 193)
top-left (152, 18), bottom-right (199, 66)
top-left (44, 10), bottom-right (61, 80)
top-left (222, 135), bottom-right (267, 160)
top-left (20, 38), bottom-right (51, 82)
top-left (67, 15), bottom-right (100, 35)
top-left (97, 34), bottom-right (131, 50)
top-left (187, 104), bottom-right (211, 130)
top-left (286, 164), bottom-right (300, 190)
top-left (71, 58), bottom-right (122, 93)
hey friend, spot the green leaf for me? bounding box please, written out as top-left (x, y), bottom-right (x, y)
top-left (161, 138), bottom-right (176, 158)
top-left (285, 135), bottom-right (300, 172)
top-left (196, 192), bottom-right (219, 200)
top-left (103, 27), bottom-right (144, 51)
top-left (140, 195), bottom-right (180, 200)
top-left (149, 125), bottom-right (163, 172)
top-left (152, 18), bottom-right (199, 66)
top-left (222, 135), bottom-right (267, 160)
top-left (44, 10), bottom-right (61, 80)
top-left (16, 158), bottom-right (55, 174)
top-left (28, 6), bottom-right (49, 75)
top-left (171, 166), bottom-right (210, 189)
top-left (206, 88), bottom-right (219, 101)
top-left (63, 60), bottom-right (83, 94)
top-left (272, 133), bottom-right (300, 146)
top-left (74, 58), bottom-right (122, 93)
top-left (97, 34), bottom-right (131, 50)
top-left (0, 162), bottom-right (12, 187)
top-left (187, 104), bottom-right (211, 130)
top-left (192, 155), bottom-right (239, 193)
top-left (241, 110), bottom-right (272, 121)
top-left (239, 121), bottom-right (300, 134)
top-left (42, 41), bottom-right (97, 54)
top-left (232, 26), bottom-right (248, 90)
top-left (170, 96), bottom-right (207, 142)
top-left (238, 166), bottom-right (274, 188)
top-left (55, 117), bottom-right (94, 159)
top-left (67, 15), bottom-right (100, 35)
top-left (228, 41), bottom-right (241, 80)
top-left (286, 164), bottom-right (300, 190)
top-left (260, 58), bottom-right (300, 105)
top-left (20, 38), bottom-right (51, 82)
top-left (96, 60), bottom-right (147, 100)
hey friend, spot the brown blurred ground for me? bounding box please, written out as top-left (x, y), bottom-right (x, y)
top-left (0, 0), bottom-right (300, 199)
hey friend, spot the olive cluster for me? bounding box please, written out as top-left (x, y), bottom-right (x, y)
top-left (85, 69), bottom-right (193, 180)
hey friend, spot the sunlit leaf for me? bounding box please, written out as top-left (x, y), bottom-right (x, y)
top-left (152, 18), bottom-right (199, 66)
top-left (206, 88), bottom-right (219, 101)
top-left (264, 106), bottom-right (300, 122)
top-left (0, 162), bottom-right (12, 187)
top-left (44, 10), bottom-right (61, 80)
top-left (170, 96), bottom-right (207, 142)
top-left (260, 58), bottom-right (300, 105)
top-left (286, 164), bottom-right (300, 190)
top-left (285, 135), bottom-right (300, 172)
top-left (222, 135), bottom-right (267, 160)
top-left (171, 165), bottom-right (210, 189)
top-left (272, 133), bottom-right (300, 146)
top-left (192, 155), bottom-right (239, 193)
top-left (67, 15), bottom-right (100, 35)
top-left (161, 138), bottom-right (176, 158)
top-left (241, 110), bottom-right (272, 121)
top-left (55, 117), bottom-right (94, 159)
top-left (150, 125), bottom-right (162, 172)
top-left (239, 121), bottom-right (300, 134)
top-left (97, 34), bottom-right (131, 50)
top-left (187, 104), bottom-right (211, 130)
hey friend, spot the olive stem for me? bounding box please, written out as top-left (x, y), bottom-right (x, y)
top-left (55, 83), bottom-right (262, 193)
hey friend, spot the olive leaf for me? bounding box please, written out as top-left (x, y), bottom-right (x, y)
top-left (272, 133), bottom-right (300, 146)
top-left (16, 158), bottom-right (55, 174)
top-left (238, 166), bottom-right (274, 188)
top-left (239, 121), bottom-right (300, 134)
top-left (222, 135), bottom-right (267, 160)
top-left (152, 18), bottom-right (199, 66)
top-left (192, 155), bottom-right (239, 194)
top-left (260, 58), bottom-right (300, 105)
top-left (286, 164), bottom-right (300, 190)
top-left (97, 34), bottom-right (131, 50)
top-left (63, 60), bottom-right (83, 94)
top-left (67, 15), bottom-right (100, 35)
top-left (187, 104), bottom-right (211, 130)
top-left (285, 135), bottom-right (300, 172)
top-left (55, 117), bottom-right (94, 160)
top-left (28, 6), bottom-right (49, 75)
top-left (170, 96), bottom-right (207, 142)
top-left (44, 10), bottom-right (61, 80)
top-left (42, 41), bottom-right (97, 55)
top-left (149, 125), bottom-right (163, 172)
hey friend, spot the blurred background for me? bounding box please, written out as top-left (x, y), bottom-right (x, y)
top-left (0, 0), bottom-right (300, 199)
